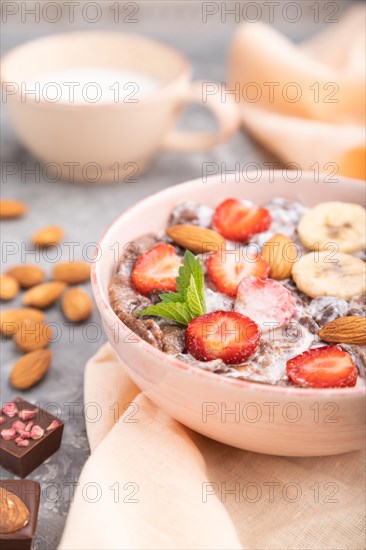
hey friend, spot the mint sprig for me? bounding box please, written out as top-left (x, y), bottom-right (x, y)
top-left (137, 250), bottom-right (206, 325)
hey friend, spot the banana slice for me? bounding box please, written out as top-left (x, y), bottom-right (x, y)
top-left (298, 202), bottom-right (366, 253)
top-left (292, 251), bottom-right (366, 299)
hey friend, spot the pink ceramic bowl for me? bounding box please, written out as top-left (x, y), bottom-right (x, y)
top-left (92, 172), bottom-right (366, 456)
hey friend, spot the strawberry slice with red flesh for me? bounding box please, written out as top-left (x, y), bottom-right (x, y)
top-left (186, 310), bottom-right (260, 364)
top-left (234, 276), bottom-right (296, 331)
top-left (131, 243), bottom-right (181, 296)
top-left (286, 346), bottom-right (358, 388)
top-left (213, 198), bottom-right (272, 242)
top-left (207, 250), bottom-right (270, 297)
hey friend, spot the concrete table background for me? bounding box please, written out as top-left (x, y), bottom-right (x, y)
top-left (0, 1), bottom-right (355, 547)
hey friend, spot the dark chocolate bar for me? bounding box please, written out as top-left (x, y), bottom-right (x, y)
top-left (0, 397), bottom-right (64, 478)
top-left (0, 479), bottom-right (40, 550)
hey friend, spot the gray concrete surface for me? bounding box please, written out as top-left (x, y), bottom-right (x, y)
top-left (0, 1), bottom-right (355, 548)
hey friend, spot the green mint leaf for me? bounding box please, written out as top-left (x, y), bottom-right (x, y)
top-left (136, 249), bottom-right (206, 325)
top-left (159, 292), bottom-right (184, 303)
top-left (137, 302), bottom-right (192, 326)
top-left (186, 274), bottom-right (205, 318)
top-left (176, 250), bottom-right (198, 299)
top-left (191, 258), bottom-right (206, 312)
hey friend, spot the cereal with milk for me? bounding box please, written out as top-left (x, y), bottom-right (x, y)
top-left (109, 198), bottom-right (366, 388)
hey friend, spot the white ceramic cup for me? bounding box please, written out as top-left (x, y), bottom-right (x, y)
top-left (1, 32), bottom-right (240, 183)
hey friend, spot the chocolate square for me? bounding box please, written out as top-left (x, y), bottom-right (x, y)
top-left (0, 479), bottom-right (40, 550)
top-left (0, 397), bottom-right (64, 478)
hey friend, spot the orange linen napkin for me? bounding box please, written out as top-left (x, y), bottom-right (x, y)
top-left (228, 4), bottom-right (366, 180)
top-left (59, 343), bottom-right (365, 550)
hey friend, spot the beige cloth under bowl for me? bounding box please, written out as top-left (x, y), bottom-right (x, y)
top-left (59, 343), bottom-right (365, 550)
top-left (228, 4), bottom-right (366, 180)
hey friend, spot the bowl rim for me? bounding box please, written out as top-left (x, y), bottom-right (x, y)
top-left (91, 171), bottom-right (366, 397)
top-left (0, 31), bottom-right (191, 109)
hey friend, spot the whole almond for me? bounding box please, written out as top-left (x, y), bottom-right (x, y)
top-left (0, 487), bottom-right (30, 534)
top-left (0, 308), bottom-right (45, 336)
top-left (23, 281), bottom-right (66, 309)
top-left (0, 274), bottom-right (19, 301)
top-left (13, 320), bottom-right (53, 352)
top-left (166, 225), bottom-right (225, 254)
top-left (261, 233), bottom-right (298, 280)
top-left (62, 287), bottom-right (93, 322)
top-left (10, 349), bottom-right (52, 390)
top-left (53, 261), bottom-right (91, 284)
top-left (7, 265), bottom-right (45, 288)
top-left (32, 225), bottom-right (64, 247)
top-left (319, 316), bottom-right (366, 345)
top-left (0, 199), bottom-right (27, 220)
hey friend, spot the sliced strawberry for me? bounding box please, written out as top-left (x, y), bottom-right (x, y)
top-left (213, 198), bottom-right (271, 242)
top-left (286, 346), bottom-right (358, 388)
top-left (131, 243), bottom-right (181, 296)
top-left (185, 310), bottom-right (260, 364)
top-left (235, 276), bottom-right (296, 331)
top-left (207, 250), bottom-right (270, 297)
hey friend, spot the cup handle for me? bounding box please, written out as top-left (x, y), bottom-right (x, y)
top-left (162, 81), bottom-right (240, 152)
